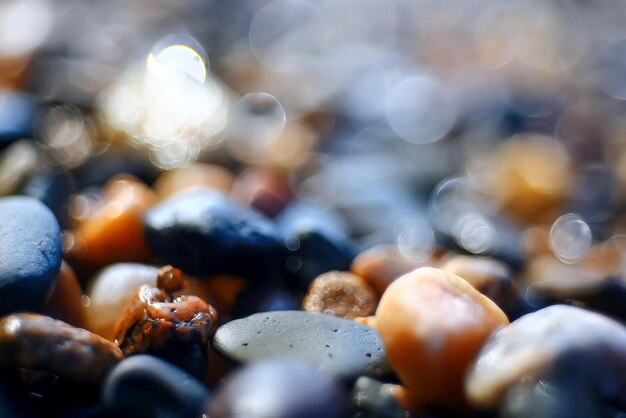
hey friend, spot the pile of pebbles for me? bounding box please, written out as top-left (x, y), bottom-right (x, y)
top-left (4, 2), bottom-right (626, 418)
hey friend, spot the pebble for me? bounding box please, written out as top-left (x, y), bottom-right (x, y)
top-left (466, 305), bottom-right (626, 409)
top-left (351, 376), bottom-right (410, 418)
top-left (103, 355), bottom-right (211, 418)
top-left (209, 358), bottom-right (347, 418)
top-left (113, 266), bottom-right (218, 380)
top-left (212, 310), bottom-right (390, 380)
top-left (302, 271), bottom-right (377, 319)
top-left (351, 244), bottom-right (424, 296)
top-left (42, 261), bottom-right (86, 328)
top-left (376, 267), bottom-right (508, 409)
top-left (85, 263), bottom-right (158, 340)
top-left (283, 225), bottom-right (357, 292)
top-left (153, 163), bottom-right (235, 199)
top-left (144, 189), bottom-right (285, 278)
top-left (67, 176), bottom-right (157, 268)
top-left (0, 196), bottom-right (61, 315)
top-left (440, 255), bottom-right (519, 316)
top-left (231, 285), bottom-right (300, 319)
top-left (231, 166), bottom-right (292, 218)
top-left (0, 313), bottom-right (123, 383)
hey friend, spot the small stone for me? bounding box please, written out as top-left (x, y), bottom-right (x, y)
top-left (212, 311), bottom-right (390, 380)
top-left (466, 305), bottom-right (626, 409)
top-left (103, 355), bottom-right (210, 418)
top-left (0, 196), bottom-right (61, 315)
top-left (145, 189), bottom-right (285, 278)
top-left (376, 267), bottom-right (508, 409)
top-left (209, 359), bottom-right (347, 418)
top-left (302, 271), bottom-right (377, 319)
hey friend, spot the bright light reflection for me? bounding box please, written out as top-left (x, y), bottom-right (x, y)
top-left (549, 213), bottom-right (592, 264)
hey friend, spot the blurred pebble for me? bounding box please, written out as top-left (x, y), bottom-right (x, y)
top-left (231, 285), bottom-right (300, 319)
top-left (42, 261), bottom-right (86, 328)
top-left (19, 166), bottom-right (75, 227)
top-left (466, 305), bottom-right (626, 409)
top-left (145, 189), bottom-right (285, 278)
top-left (303, 271), bottom-right (377, 319)
top-left (86, 263), bottom-right (158, 340)
top-left (351, 376), bottom-right (410, 418)
top-left (440, 255), bottom-right (519, 316)
top-left (67, 176), bottom-right (156, 268)
top-left (209, 359), bottom-right (347, 418)
top-left (153, 163), bottom-right (235, 199)
top-left (0, 90), bottom-right (36, 149)
top-left (282, 224), bottom-right (357, 292)
top-left (0, 139), bottom-right (39, 196)
top-left (351, 244), bottom-right (424, 296)
top-left (103, 355), bottom-right (211, 418)
top-left (212, 311), bottom-right (390, 380)
top-left (231, 166), bottom-right (292, 218)
top-left (0, 196), bottom-right (61, 315)
top-left (376, 267), bottom-right (508, 409)
top-left (0, 313), bottom-right (122, 383)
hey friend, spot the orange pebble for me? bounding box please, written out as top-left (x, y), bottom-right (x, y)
top-left (68, 176), bottom-right (156, 268)
top-left (376, 267), bottom-right (508, 410)
top-left (42, 261), bottom-right (86, 328)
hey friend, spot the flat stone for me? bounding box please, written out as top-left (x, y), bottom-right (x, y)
top-left (144, 189), bottom-right (285, 278)
top-left (212, 311), bottom-right (390, 380)
top-left (0, 196), bottom-right (61, 315)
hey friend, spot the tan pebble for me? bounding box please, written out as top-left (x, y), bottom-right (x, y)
top-left (303, 271), bottom-right (377, 319)
top-left (376, 267), bottom-right (508, 410)
top-left (154, 163), bottom-right (235, 199)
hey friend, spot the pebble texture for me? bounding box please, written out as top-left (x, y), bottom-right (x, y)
top-left (0, 196), bottom-right (61, 315)
top-left (145, 190), bottom-right (285, 277)
top-left (103, 355), bottom-right (210, 418)
top-left (209, 359), bottom-right (347, 418)
top-left (212, 311), bottom-right (390, 379)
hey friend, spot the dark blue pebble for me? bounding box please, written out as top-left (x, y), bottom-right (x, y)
top-left (282, 225), bottom-right (357, 292)
top-left (209, 359), bottom-right (347, 418)
top-left (102, 355), bottom-right (210, 418)
top-left (20, 166), bottom-right (76, 227)
top-left (232, 285), bottom-right (301, 319)
top-left (0, 91), bottom-right (37, 150)
top-left (0, 196), bottom-right (61, 315)
top-left (144, 190), bottom-right (286, 278)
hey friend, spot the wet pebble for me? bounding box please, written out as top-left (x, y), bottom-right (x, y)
top-left (145, 189), bottom-right (285, 278)
top-left (0, 313), bottom-right (122, 383)
top-left (85, 263), bottom-right (158, 340)
top-left (103, 355), bottom-right (211, 418)
top-left (0, 196), bottom-right (61, 315)
top-left (376, 267), bottom-right (508, 409)
top-left (212, 310), bottom-right (390, 380)
top-left (466, 305), bottom-right (626, 409)
top-left (209, 358), bottom-right (347, 418)
top-left (283, 225), bottom-right (357, 292)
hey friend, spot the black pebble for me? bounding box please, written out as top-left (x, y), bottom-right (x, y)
top-left (102, 355), bottom-right (210, 418)
top-left (145, 190), bottom-right (286, 278)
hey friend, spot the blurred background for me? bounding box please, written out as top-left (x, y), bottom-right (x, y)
top-left (3, 0), bottom-right (626, 301)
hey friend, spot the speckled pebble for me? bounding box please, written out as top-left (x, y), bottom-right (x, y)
top-left (212, 310), bottom-right (390, 380)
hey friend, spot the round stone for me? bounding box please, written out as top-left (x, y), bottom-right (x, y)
top-left (0, 196), bottom-right (61, 315)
